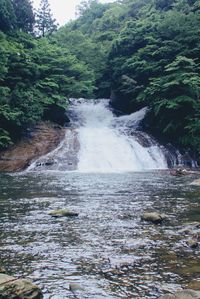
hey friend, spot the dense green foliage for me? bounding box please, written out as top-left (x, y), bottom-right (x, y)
top-left (54, 0), bottom-right (200, 153)
top-left (107, 1), bottom-right (200, 151)
top-left (13, 0), bottom-right (35, 32)
top-left (1, 0), bottom-right (200, 155)
top-left (0, 0), bottom-right (95, 148)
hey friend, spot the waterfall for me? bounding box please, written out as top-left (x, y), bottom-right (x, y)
top-left (27, 99), bottom-right (168, 172)
top-left (73, 99), bottom-right (167, 172)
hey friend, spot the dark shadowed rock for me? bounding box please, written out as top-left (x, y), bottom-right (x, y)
top-left (0, 274), bottom-right (43, 299)
top-left (0, 267), bottom-right (6, 273)
top-left (186, 239), bottom-right (199, 249)
top-left (141, 212), bottom-right (168, 224)
top-left (43, 104), bottom-right (70, 126)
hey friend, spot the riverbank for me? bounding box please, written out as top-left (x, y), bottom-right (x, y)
top-left (0, 122), bottom-right (65, 172)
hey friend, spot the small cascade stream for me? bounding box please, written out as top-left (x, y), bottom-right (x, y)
top-left (28, 99), bottom-right (168, 172)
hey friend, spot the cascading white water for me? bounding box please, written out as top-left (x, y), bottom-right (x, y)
top-left (73, 99), bottom-right (167, 172)
top-left (27, 99), bottom-right (168, 172)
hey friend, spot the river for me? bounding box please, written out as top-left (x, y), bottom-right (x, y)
top-left (0, 171), bottom-right (199, 298)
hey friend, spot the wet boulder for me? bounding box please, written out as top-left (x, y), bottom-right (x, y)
top-left (69, 283), bottom-right (84, 292)
top-left (186, 239), bottom-right (199, 249)
top-left (49, 209), bottom-right (79, 217)
top-left (141, 212), bottom-right (168, 224)
top-left (159, 289), bottom-right (200, 299)
top-left (0, 267), bottom-right (6, 273)
top-left (0, 274), bottom-right (43, 299)
top-left (170, 168), bottom-right (188, 176)
top-left (191, 179), bottom-right (200, 186)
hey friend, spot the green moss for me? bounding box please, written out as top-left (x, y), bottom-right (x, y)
top-left (49, 209), bottom-right (79, 217)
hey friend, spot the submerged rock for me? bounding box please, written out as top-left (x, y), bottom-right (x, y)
top-left (141, 212), bottom-right (167, 224)
top-left (159, 289), bottom-right (200, 299)
top-left (0, 274), bottom-right (43, 298)
top-left (49, 209), bottom-right (79, 217)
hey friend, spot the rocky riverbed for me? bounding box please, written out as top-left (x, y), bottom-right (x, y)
top-left (0, 171), bottom-right (199, 298)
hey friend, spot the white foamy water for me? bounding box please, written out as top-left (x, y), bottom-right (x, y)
top-left (26, 99), bottom-right (168, 172)
top-left (74, 100), bottom-right (167, 172)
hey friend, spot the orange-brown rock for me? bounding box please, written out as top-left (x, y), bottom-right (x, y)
top-left (0, 122), bottom-right (65, 172)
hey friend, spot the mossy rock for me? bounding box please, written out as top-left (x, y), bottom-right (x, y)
top-left (187, 281), bottom-right (200, 291)
top-left (49, 209), bottom-right (79, 217)
top-left (0, 274), bottom-right (43, 299)
top-left (177, 265), bottom-right (200, 276)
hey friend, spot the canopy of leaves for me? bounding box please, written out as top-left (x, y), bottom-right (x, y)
top-left (0, 30), bottom-right (95, 148)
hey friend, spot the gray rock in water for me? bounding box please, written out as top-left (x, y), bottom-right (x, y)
top-left (141, 212), bottom-right (167, 224)
top-left (49, 209), bottom-right (79, 217)
top-left (190, 179), bottom-right (200, 186)
top-left (0, 274), bottom-right (43, 299)
top-left (69, 283), bottom-right (84, 292)
top-left (159, 290), bottom-right (200, 299)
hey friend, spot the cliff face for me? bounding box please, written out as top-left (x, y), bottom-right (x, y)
top-left (0, 122), bottom-right (65, 172)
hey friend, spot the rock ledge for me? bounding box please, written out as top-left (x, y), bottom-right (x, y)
top-left (0, 122), bottom-right (65, 172)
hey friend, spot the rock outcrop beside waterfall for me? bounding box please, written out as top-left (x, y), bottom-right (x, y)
top-left (0, 122), bottom-right (65, 172)
top-left (28, 128), bottom-right (80, 171)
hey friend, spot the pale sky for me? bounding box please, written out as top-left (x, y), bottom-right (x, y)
top-left (33, 0), bottom-right (116, 26)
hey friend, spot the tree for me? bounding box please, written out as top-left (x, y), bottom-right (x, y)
top-left (0, 0), bottom-right (16, 32)
top-left (75, 0), bottom-right (109, 34)
top-left (12, 0), bottom-right (35, 33)
top-left (35, 0), bottom-right (57, 37)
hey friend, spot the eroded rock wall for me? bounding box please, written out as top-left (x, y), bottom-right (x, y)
top-left (0, 122), bottom-right (65, 172)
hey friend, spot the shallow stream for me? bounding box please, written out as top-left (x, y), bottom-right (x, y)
top-left (0, 171), bottom-right (200, 298)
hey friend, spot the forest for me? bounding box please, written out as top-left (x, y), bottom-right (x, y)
top-left (0, 0), bottom-right (200, 156)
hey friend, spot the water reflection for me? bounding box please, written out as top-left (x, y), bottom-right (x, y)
top-left (0, 171), bottom-right (199, 298)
